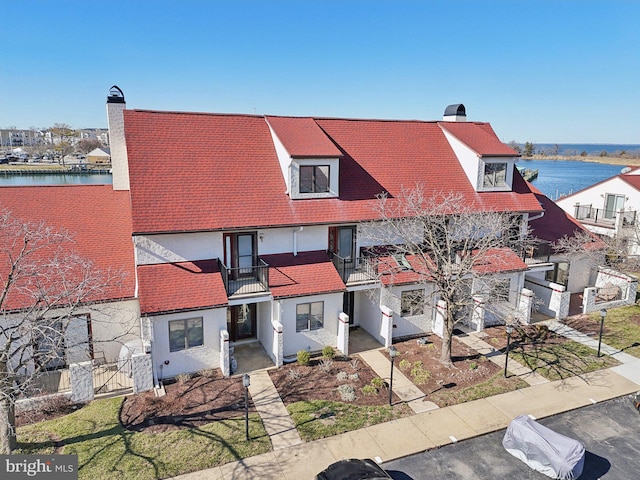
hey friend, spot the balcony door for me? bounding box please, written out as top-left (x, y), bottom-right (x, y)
top-left (329, 226), bottom-right (356, 260)
top-left (224, 232), bottom-right (257, 279)
top-left (604, 194), bottom-right (625, 220)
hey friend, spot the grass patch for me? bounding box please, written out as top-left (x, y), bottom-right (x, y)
top-left (588, 305), bottom-right (640, 358)
top-left (428, 371), bottom-right (529, 407)
top-left (510, 340), bottom-right (620, 381)
top-left (16, 396), bottom-right (270, 480)
top-left (287, 400), bottom-right (409, 441)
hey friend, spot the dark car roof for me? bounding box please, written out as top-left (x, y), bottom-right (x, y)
top-left (316, 458), bottom-right (391, 480)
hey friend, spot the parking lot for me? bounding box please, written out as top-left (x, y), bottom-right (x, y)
top-left (384, 395), bottom-right (640, 480)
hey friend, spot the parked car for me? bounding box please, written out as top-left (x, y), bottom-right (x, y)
top-left (316, 458), bottom-right (392, 480)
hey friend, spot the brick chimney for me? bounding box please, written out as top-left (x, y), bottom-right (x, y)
top-left (106, 86), bottom-right (130, 191)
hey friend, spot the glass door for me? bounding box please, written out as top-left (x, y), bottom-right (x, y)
top-left (604, 194), bottom-right (624, 220)
top-left (227, 304), bottom-right (257, 341)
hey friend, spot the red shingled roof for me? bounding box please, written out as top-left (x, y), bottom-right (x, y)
top-left (266, 116), bottom-right (342, 157)
top-left (137, 260), bottom-right (227, 315)
top-left (439, 122), bottom-right (518, 156)
top-left (0, 185), bottom-right (135, 311)
top-left (527, 182), bottom-right (595, 245)
top-left (124, 111), bottom-right (542, 234)
top-left (261, 251), bottom-right (345, 298)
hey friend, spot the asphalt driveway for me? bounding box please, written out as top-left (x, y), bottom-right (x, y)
top-left (384, 395), bottom-right (640, 480)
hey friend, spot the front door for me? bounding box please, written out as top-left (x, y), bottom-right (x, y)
top-left (343, 291), bottom-right (355, 325)
top-left (224, 233), bottom-right (257, 279)
top-left (227, 304), bottom-right (257, 342)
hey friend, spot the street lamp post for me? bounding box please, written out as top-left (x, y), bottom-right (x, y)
top-left (504, 324), bottom-right (513, 378)
top-left (598, 309), bottom-right (607, 357)
top-left (388, 346), bottom-right (397, 406)
top-left (242, 373), bottom-right (251, 441)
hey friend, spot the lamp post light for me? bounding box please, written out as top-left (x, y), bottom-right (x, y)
top-left (242, 373), bottom-right (250, 441)
top-left (598, 309), bottom-right (607, 357)
top-left (504, 324), bottom-right (513, 378)
top-left (388, 345), bottom-right (397, 406)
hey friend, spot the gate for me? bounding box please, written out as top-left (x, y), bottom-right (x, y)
top-left (93, 360), bottom-right (133, 395)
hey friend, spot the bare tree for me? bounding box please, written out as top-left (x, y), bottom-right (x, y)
top-left (0, 209), bottom-right (126, 453)
top-left (76, 138), bottom-right (103, 155)
top-left (49, 123), bottom-right (76, 165)
top-left (361, 187), bottom-right (528, 366)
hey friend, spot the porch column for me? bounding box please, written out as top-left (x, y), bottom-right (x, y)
top-left (582, 287), bottom-right (597, 314)
top-left (380, 305), bottom-right (393, 348)
top-left (220, 330), bottom-right (230, 377)
top-left (432, 300), bottom-right (447, 338)
top-left (470, 295), bottom-right (486, 332)
top-left (272, 320), bottom-right (283, 367)
top-left (131, 353), bottom-right (154, 394)
top-left (549, 282), bottom-right (570, 320)
top-left (69, 361), bottom-right (94, 403)
top-left (337, 312), bottom-right (349, 356)
top-left (518, 288), bottom-right (534, 324)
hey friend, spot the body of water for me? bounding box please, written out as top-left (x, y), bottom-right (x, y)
top-left (520, 159), bottom-right (627, 200)
top-left (0, 173), bottom-right (112, 186)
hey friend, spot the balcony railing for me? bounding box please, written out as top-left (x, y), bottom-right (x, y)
top-left (521, 241), bottom-right (552, 265)
top-left (218, 258), bottom-right (269, 297)
top-left (574, 205), bottom-right (636, 227)
top-left (329, 252), bottom-right (378, 284)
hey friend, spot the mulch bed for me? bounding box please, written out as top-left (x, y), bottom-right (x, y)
top-left (120, 372), bottom-right (252, 433)
top-left (388, 334), bottom-right (509, 404)
top-left (480, 323), bottom-right (570, 351)
top-left (268, 354), bottom-right (391, 406)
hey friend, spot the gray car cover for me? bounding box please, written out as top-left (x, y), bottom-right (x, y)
top-left (502, 415), bottom-right (585, 479)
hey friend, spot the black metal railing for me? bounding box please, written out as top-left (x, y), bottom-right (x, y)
top-left (218, 258), bottom-right (269, 296)
top-left (574, 205), bottom-right (636, 227)
top-left (329, 252), bottom-right (378, 283)
top-left (521, 241), bottom-right (552, 264)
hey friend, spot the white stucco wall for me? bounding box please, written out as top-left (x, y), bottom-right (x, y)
top-left (279, 293), bottom-right (343, 357)
top-left (556, 176), bottom-right (639, 217)
top-left (151, 307), bottom-right (226, 379)
top-left (380, 285), bottom-right (434, 338)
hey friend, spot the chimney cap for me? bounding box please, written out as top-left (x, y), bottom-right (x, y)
top-left (444, 104), bottom-right (466, 117)
top-left (107, 85), bottom-right (125, 104)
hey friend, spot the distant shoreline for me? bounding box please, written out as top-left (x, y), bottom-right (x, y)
top-left (520, 154), bottom-right (640, 167)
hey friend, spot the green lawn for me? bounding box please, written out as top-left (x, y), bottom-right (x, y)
top-left (590, 305), bottom-right (640, 358)
top-left (287, 400), bottom-right (409, 441)
top-left (17, 396), bottom-right (270, 480)
top-left (510, 340), bottom-right (620, 381)
top-left (428, 371), bottom-right (529, 407)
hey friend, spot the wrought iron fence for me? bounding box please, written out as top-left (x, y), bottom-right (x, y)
top-left (329, 252), bottom-right (378, 283)
top-left (218, 258), bottom-right (269, 296)
top-left (93, 360), bottom-right (133, 395)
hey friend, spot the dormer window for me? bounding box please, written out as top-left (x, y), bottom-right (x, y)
top-left (300, 165), bottom-right (330, 193)
top-left (483, 162), bottom-right (507, 188)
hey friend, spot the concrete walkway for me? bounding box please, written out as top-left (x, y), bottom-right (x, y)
top-left (358, 349), bottom-right (439, 413)
top-left (174, 328), bottom-right (640, 480)
top-left (456, 332), bottom-right (550, 385)
top-left (246, 370), bottom-right (301, 450)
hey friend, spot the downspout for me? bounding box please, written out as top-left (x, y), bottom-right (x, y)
top-left (293, 226), bottom-right (303, 256)
top-left (528, 211), bottom-right (545, 221)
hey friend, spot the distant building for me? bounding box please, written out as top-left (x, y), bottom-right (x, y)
top-left (86, 147), bottom-right (111, 164)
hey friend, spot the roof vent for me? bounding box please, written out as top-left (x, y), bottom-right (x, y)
top-left (107, 85), bottom-right (125, 104)
top-left (443, 104), bottom-right (466, 122)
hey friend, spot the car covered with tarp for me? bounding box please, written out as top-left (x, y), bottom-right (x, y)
top-left (503, 415), bottom-right (585, 479)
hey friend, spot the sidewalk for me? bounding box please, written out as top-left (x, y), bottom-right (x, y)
top-left (174, 328), bottom-right (640, 480)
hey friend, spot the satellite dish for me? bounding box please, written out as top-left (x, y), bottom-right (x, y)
top-left (621, 167), bottom-right (632, 174)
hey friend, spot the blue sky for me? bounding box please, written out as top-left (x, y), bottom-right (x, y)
top-left (1, 0), bottom-right (638, 144)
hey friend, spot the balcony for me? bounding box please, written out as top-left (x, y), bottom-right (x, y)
top-left (218, 258), bottom-right (269, 297)
top-left (574, 205), bottom-right (636, 228)
top-left (329, 252), bottom-right (378, 284)
top-left (521, 241), bottom-right (552, 265)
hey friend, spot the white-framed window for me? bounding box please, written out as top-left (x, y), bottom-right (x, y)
top-left (401, 289), bottom-right (424, 317)
top-left (296, 301), bottom-right (324, 332)
top-left (169, 318), bottom-right (204, 352)
top-left (300, 165), bottom-right (330, 193)
top-left (483, 163), bottom-right (507, 188)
